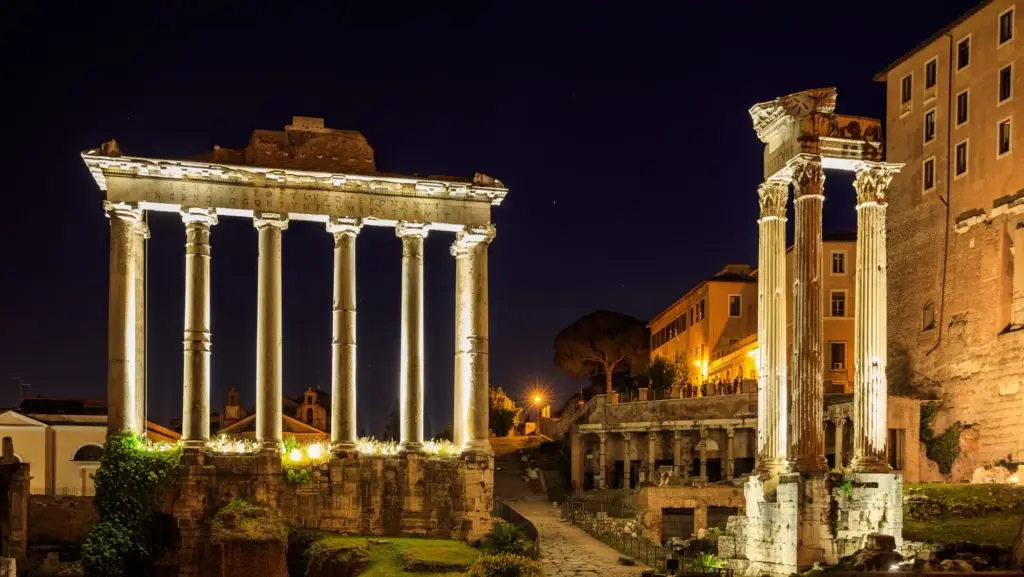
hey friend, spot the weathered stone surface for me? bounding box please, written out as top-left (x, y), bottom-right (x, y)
top-left (28, 495), bottom-right (98, 545)
top-left (1014, 519), bottom-right (1024, 569)
top-left (0, 558), bottom-right (14, 577)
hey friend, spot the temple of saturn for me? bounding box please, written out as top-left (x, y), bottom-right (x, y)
top-left (80, 117), bottom-right (508, 563)
top-left (714, 88), bottom-right (905, 576)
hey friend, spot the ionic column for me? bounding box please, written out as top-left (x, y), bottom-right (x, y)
top-left (452, 225), bottom-right (495, 456)
top-left (104, 202), bottom-right (147, 435)
top-left (789, 154), bottom-right (828, 473)
top-left (756, 174), bottom-right (791, 476)
top-left (397, 222), bottom-right (429, 453)
top-left (327, 217), bottom-right (363, 452)
top-left (254, 212), bottom-right (288, 451)
top-left (181, 208), bottom-right (217, 449)
top-left (598, 432), bottom-right (608, 489)
top-left (834, 418), bottom-right (846, 469)
top-left (726, 427), bottom-right (736, 480)
top-left (672, 430), bottom-right (683, 479)
top-left (623, 432), bottom-right (632, 488)
top-left (851, 162), bottom-right (902, 473)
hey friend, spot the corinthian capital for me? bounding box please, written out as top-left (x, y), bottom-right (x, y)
top-left (450, 224), bottom-right (496, 257)
top-left (854, 161), bottom-right (903, 206)
top-left (788, 154), bottom-right (825, 200)
top-left (758, 178), bottom-right (790, 220)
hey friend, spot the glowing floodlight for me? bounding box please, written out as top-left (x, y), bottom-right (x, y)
top-left (307, 443), bottom-right (324, 460)
top-left (289, 448), bottom-right (303, 462)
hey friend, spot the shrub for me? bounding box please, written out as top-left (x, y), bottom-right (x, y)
top-left (920, 402), bottom-right (962, 475)
top-left (697, 552), bottom-right (726, 570)
top-left (481, 520), bottom-right (532, 556)
top-left (285, 467), bottom-right (314, 486)
top-left (83, 432), bottom-right (182, 577)
top-left (469, 554), bottom-right (543, 577)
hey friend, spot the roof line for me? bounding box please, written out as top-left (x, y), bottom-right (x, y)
top-left (873, 0), bottom-right (993, 82)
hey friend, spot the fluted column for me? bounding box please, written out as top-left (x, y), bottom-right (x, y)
top-left (181, 208), bottom-right (217, 449)
top-left (105, 201), bottom-right (147, 435)
top-left (255, 212), bottom-right (288, 451)
top-left (598, 433), bottom-right (608, 489)
top-left (397, 222), bottom-right (429, 453)
top-left (452, 225), bottom-right (495, 456)
top-left (756, 174), bottom-right (790, 477)
top-left (328, 217), bottom-right (362, 452)
top-left (133, 214), bottom-right (147, 435)
top-left (789, 154), bottom-right (828, 473)
top-left (851, 162), bottom-right (902, 473)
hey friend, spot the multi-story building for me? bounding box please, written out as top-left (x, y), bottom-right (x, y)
top-left (877, 0), bottom-right (1024, 467)
top-left (649, 233), bottom-right (858, 393)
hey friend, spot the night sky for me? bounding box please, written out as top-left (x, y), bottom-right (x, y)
top-left (2, 1), bottom-right (975, 434)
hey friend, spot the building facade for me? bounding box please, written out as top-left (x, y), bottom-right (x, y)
top-left (878, 0), bottom-right (1024, 466)
top-left (0, 397), bottom-right (179, 496)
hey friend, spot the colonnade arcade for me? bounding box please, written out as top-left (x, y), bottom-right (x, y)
top-left (750, 87), bottom-right (902, 476)
top-left (83, 131), bottom-right (509, 457)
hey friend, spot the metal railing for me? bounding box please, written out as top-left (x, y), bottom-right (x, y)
top-left (492, 500), bottom-right (540, 560)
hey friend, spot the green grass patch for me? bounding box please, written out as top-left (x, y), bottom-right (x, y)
top-left (298, 534), bottom-right (478, 577)
top-left (904, 482), bottom-right (1024, 511)
top-left (903, 511), bottom-right (1024, 547)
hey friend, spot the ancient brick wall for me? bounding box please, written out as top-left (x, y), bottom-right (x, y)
top-left (635, 485), bottom-right (744, 543)
top-left (27, 495), bottom-right (97, 545)
top-left (170, 452), bottom-right (493, 576)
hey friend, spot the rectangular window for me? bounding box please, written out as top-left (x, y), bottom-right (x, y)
top-left (829, 342), bottom-right (847, 370)
top-left (957, 36), bottom-right (970, 70)
top-left (831, 252), bottom-right (846, 274)
top-left (999, 118), bottom-right (1012, 157)
top-left (999, 65), bottom-right (1013, 103)
top-left (681, 312), bottom-right (688, 331)
top-left (955, 140), bottom-right (968, 177)
top-left (696, 300), bottom-right (705, 322)
top-left (728, 295), bottom-right (741, 318)
top-left (925, 57), bottom-right (938, 89)
top-left (957, 89), bottom-right (969, 126)
top-left (924, 109), bottom-right (936, 142)
top-left (830, 291), bottom-right (847, 317)
top-left (901, 74), bottom-right (913, 104)
top-left (1000, 8), bottom-right (1014, 45)
top-left (923, 157), bottom-right (936, 191)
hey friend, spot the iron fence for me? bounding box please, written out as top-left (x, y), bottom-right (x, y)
top-left (492, 499), bottom-right (540, 560)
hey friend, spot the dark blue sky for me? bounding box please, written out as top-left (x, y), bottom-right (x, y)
top-left (2, 1), bottom-right (974, 434)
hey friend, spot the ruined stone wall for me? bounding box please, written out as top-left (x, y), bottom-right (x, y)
top-left (27, 495), bottom-right (96, 545)
top-left (171, 452), bottom-right (493, 575)
top-left (717, 476), bottom-right (798, 577)
top-left (635, 486), bottom-right (744, 543)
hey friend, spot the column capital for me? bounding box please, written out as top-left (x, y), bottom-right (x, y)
top-left (853, 161), bottom-right (903, 206)
top-left (788, 153), bottom-right (825, 201)
top-left (598, 431), bottom-right (607, 442)
top-left (673, 429), bottom-right (682, 440)
top-left (622, 431), bottom-right (632, 441)
top-left (254, 211), bottom-right (289, 230)
top-left (757, 177), bottom-right (790, 220)
top-left (726, 427), bottom-right (735, 439)
top-left (181, 207), bottom-right (218, 227)
top-left (450, 224), bottom-right (496, 256)
top-left (103, 200), bottom-right (143, 222)
top-left (396, 221), bottom-right (430, 239)
top-left (327, 216), bottom-right (363, 237)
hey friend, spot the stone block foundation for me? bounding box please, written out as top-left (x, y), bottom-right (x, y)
top-left (717, 473), bottom-right (903, 576)
top-left (170, 451), bottom-right (493, 577)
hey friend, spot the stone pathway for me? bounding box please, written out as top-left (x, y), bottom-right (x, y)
top-left (505, 500), bottom-right (649, 577)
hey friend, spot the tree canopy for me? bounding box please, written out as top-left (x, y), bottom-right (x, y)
top-left (553, 310), bottom-right (649, 395)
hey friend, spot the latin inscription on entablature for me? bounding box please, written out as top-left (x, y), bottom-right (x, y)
top-left (104, 176), bottom-right (493, 226)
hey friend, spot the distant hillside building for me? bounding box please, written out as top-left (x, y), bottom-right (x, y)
top-left (876, 0), bottom-right (1024, 468)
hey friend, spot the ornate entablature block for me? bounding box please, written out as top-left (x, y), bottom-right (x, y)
top-left (81, 118), bottom-right (509, 231)
top-left (750, 88), bottom-right (883, 180)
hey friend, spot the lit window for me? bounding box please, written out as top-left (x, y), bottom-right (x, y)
top-left (923, 157), bottom-right (935, 191)
top-left (728, 295), bottom-right (741, 318)
top-left (832, 252), bottom-right (846, 274)
top-left (830, 291), bottom-right (847, 317)
top-left (1000, 8), bottom-right (1014, 45)
top-left (955, 140), bottom-right (968, 176)
top-left (924, 109), bottom-right (936, 142)
top-left (829, 342), bottom-right (846, 370)
top-left (696, 300), bottom-right (705, 322)
top-left (999, 118), bottom-right (1012, 157)
top-left (999, 65), bottom-right (1013, 103)
top-left (957, 90), bottom-right (969, 125)
top-left (925, 58), bottom-right (937, 89)
top-left (901, 74), bottom-right (913, 104)
top-left (957, 36), bottom-right (970, 70)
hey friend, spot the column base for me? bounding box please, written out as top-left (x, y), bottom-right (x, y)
top-left (399, 441), bottom-right (423, 454)
top-left (461, 439), bottom-right (494, 458)
top-left (790, 455), bottom-right (829, 474)
top-left (332, 440), bottom-right (358, 456)
top-left (849, 454), bottom-right (889, 474)
top-left (182, 439), bottom-right (208, 452)
top-left (260, 440), bottom-right (284, 454)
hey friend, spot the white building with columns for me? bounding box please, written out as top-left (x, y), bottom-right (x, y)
top-left (81, 116), bottom-right (508, 457)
